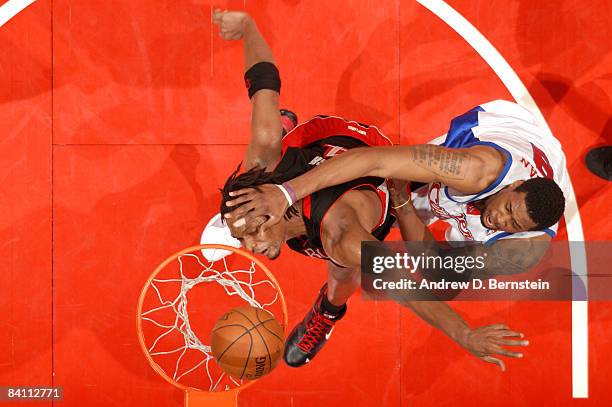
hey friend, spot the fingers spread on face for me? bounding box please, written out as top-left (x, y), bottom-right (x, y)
top-left (245, 216), bottom-right (266, 234)
top-left (230, 215), bottom-right (267, 237)
top-left (225, 202), bottom-right (254, 221)
top-left (232, 218), bottom-right (246, 228)
top-left (261, 214), bottom-right (279, 231)
top-left (229, 205), bottom-right (268, 229)
top-left (229, 188), bottom-right (255, 197)
top-left (225, 202), bottom-right (254, 220)
top-left (224, 189), bottom-right (260, 221)
top-left (232, 211), bottom-right (259, 228)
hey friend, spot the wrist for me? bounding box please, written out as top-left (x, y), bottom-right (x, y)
top-left (242, 14), bottom-right (254, 32)
top-left (393, 199), bottom-right (413, 212)
top-left (288, 177), bottom-right (310, 202)
top-left (281, 181), bottom-right (298, 205)
top-left (453, 325), bottom-right (472, 348)
top-left (275, 183), bottom-right (296, 208)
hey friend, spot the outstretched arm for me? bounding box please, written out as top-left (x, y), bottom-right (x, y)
top-left (225, 143), bottom-right (505, 228)
top-left (213, 10), bottom-right (282, 170)
top-left (297, 144), bottom-right (505, 196)
top-left (322, 195), bottom-right (528, 371)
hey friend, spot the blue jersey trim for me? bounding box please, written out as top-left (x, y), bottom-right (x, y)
top-left (441, 105), bottom-right (514, 204)
top-left (444, 142), bottom-right (513, 204)
top-left (442, 106), bottom-right (484, 149)
top-left (484, 232), bottom-right (512, 246)
top-left (484, 228), bottom-right (555, 246)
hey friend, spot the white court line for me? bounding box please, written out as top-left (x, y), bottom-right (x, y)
top-left (416, 0), bottom-right (589, 399)
top-left (0, 0), bottom-right (36, 28)
top-left (210, 6), bottom-right (214, 75)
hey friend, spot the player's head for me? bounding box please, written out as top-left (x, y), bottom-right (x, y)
top-left (481, 177), bottom-right (565, 233)
top-left (220, 165), bottom-right (296, 260)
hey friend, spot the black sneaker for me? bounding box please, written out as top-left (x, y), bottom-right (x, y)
top-left (585, 146), bottom-right (612, 181)
top-left (280, 109), bottom-right (298, 137)
top-left (283, 283), bottom-right (346, 367)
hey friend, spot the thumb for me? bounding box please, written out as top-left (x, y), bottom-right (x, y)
top-left (482, 356), bottom-right (506, 372)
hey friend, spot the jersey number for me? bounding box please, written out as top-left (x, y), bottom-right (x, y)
top-left (531, 143), bottom-right (554, 180)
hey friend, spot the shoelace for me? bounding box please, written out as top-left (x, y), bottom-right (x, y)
top-left (297, 310), bottom-right (334, 353)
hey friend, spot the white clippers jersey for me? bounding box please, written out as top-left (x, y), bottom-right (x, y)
top-left (410, 100), bottom-right (569, 245)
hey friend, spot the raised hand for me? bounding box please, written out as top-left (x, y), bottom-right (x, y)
top-left (212, 9), bottom-right (250, 40)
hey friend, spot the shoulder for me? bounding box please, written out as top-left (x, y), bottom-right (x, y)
top-left (460, 144), bottom-right (508, 192)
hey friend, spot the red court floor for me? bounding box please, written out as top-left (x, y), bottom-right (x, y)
top-left (1, 0), bottom-right (611, 406)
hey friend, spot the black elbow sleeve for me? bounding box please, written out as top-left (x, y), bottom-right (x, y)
top-left (244, 62), bottom-right (281, 99)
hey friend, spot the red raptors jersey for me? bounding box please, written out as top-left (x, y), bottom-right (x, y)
top-left (278, 116), bottom-right (394, 265)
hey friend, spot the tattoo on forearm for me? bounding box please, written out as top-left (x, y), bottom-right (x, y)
top-left (410, 145), bottom-right (469, 179)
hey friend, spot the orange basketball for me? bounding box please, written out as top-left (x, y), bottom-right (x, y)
top-left (210, 306), bottom-right (284, 380)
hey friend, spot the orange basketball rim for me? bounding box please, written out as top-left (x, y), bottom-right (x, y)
top-left (136, 244), bottom-right (289, 406)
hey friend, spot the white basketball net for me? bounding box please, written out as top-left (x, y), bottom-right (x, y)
top-left (140, 253), bottom-right (281, 391)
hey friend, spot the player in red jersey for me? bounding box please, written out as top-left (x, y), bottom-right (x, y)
top-left (213, 10), bottom-right (528, 370)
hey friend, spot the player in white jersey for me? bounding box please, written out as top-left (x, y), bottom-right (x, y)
top-left (411, 100), bottom-right (569, 245)
top-left (224, 100), bottom-right (567, 275)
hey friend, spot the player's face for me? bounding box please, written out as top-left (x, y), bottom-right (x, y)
top-left (228, 216), bottom-right (284, 260)
top-left (481, 180), bottom-right (537, 233)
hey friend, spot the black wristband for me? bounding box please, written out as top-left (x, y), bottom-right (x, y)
top-left (244, 62), bottom-right (281, 99)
